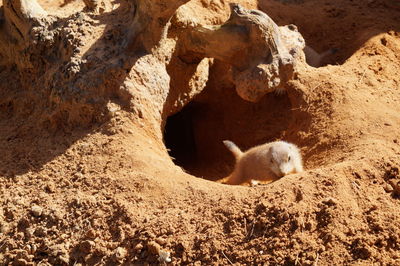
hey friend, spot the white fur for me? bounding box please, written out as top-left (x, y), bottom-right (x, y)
top-left (224, 140), bottom-right (303, 185)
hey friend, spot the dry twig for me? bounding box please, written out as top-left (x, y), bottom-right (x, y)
top-left (314, 252), bottom-right (320, 266)
top-left (295, 252), bottom-right (300, 265)
top-left (221, 251), bottom-right (234, 265)
top-left (358, 69), bottom-right (367, 84)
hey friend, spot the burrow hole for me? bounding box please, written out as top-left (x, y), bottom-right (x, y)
top-left (164, 64), bottom-right (294, 181)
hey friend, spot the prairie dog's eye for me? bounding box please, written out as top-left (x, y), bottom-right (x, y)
top-left (288, 156), bottom-right (291, 161)
top-left (270, 158), bottom-right (274, 163)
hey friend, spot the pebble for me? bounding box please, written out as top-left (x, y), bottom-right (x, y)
top-left (322, 197), bottom-right (337, 206)
top-left (25, 228), bottom-right (34, 239)
top-left (86, 229), bottom-right (97, 239)
top-left (45, 184), bottom-right (56, 193)
top-left (156, 237), bottom-right (167, 245)
top-left (0, 222), bottom-right (8, 234)
top-left (59, 255), bottom-right (69, 264)
top-left (158, 250), bottom-right (172, 263)
top-left (133, 243), bottom-right (143, 252)
top-left (113, 247), bottom-right (127, 261)
top-left (384, 183), bottom-right (394, 193)
top-left (390, 180), bottom-right (400, 195)
top-left (31, 205), bottom-right (43, 217)
top-left (250, 180), bottom-right (260, 186)
top-left (147, 241), bottom-right (161, 255)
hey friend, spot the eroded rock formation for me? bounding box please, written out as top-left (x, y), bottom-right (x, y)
top-left (0, 0), bottom-right (306, 130)
top-left (177, 4), bottom-right (304, 102)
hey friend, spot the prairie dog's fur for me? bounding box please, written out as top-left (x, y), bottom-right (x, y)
top-left (223, 140), bottom-right (303, 185)
top-left (304, 46), bottom-right (338, 67)
top-left (223, 140), bottom-right (243, 161)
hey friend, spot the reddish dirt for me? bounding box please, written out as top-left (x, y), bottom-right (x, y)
top-left (1, 0), bottom-right (400, 265)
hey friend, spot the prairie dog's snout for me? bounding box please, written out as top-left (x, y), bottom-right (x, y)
top-left (223, 140), bottom-right (303, 185)
top-left (268, 142), bottom-right (303, 177)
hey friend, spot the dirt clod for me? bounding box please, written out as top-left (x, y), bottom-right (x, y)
top-left (112, 247), bottom-right (127, 262)
top-left (30, 205), bottom-right (43, 217)
top-left (147, 241), bottom-right (161, 255)
top-left (78, 240), bottom-right (95, 254)
top-left (384, 183), bottom-right (394, 193)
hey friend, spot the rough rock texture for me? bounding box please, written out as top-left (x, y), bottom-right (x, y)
top-left (176, 3), bottom-right (302, 102)
top-left (1, 0), bottom-right (400, 265)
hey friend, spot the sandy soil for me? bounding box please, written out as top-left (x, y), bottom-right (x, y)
top-left (1, 0), bottom-right (400, 265)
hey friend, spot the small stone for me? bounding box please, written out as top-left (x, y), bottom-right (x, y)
top-left (322, 197), bottom-right (337, 206)
top-left (146, 231), bottom-right (156, 239)
top-left (86, 229), bottom-right (97, 239)
top-left (147, 241), bottom-right (160, 255)
top-left (294, 187), bottom-right (303, 201)
top-left (390, 179), bottom-right (400, 196)
top-left (44, 184), bottom-right (56, 193)
top-left (133, 243), bottom-right (143, 253)
top-left (384, 183), bottom-right (394, 193)
top-left (250, 180), bottom-right (260, 186)
top-left (158, 250), bottom-right (172, 263)
top-left (0, 222), bottom-right (8, 234)
top-left (281, 212), bottom-right (290, 220)
top-left (25, 228), bottom-right (34, 239)
top-left (16, 232), bottom-right (25, 240)
top-left (155, 237), bottom-right (167, 245)
top-left (113, 247), bottom-right (127, 261)
top-left (58, 254), bottom-right (69, 264)
top-left (5, 207), bottom-right (15, 220)
top-left (31, 205), bottom-right (43, 217)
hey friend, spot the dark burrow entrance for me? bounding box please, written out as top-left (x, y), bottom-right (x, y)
top-left (164, 102), bottom-right (198, 171)
top-left (163, 63), bottom-right (294, 181)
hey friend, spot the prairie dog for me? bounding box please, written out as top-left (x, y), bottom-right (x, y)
top-left (223, 140), bottom-right (303, 185)
top-left (279, 24), bottom-right (337, 68)
top-left (304, 46), bottom-right (338, 67)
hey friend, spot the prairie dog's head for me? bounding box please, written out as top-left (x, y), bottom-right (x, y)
top-left (268, 141), bottom-right (303, 177)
